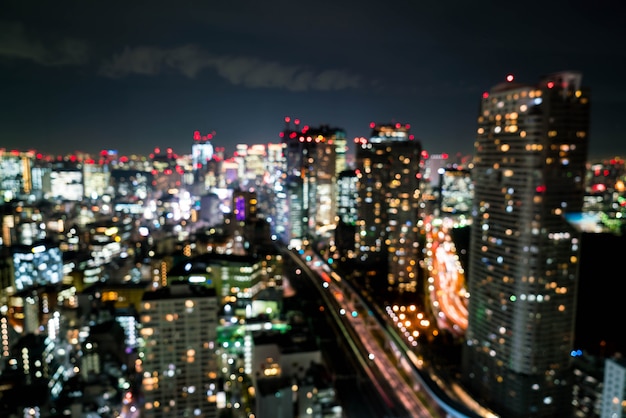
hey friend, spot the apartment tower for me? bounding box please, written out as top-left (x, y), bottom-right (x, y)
top-left (355, 123), bottom-right (422, 292)
top-left (462, 72), bottom-right (590, 417)
top-left (140, 282), bottom-right (219, 418)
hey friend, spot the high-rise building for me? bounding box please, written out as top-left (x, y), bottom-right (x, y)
top-left (139, 282), bottom-right (219, 418)
top-left (265, 143), bottom-right (287, 240)
top-left (0, 149), bottom-right (34, 202)
top-left (336, 169), bottom-right (358, 226)
top-left (234, 143), bottom-right (267, 191)
top-left (334, 170), bottom-right (358, 261)
top-left (439, 167), bottom-right (473, 216)
top-left (462, 72), bottom-right (590, 417)
top-left (600, 357), bottom-right (626, 418)
top-left (192, 130), bottom-right (215, 170)
top-left (12, 240), bottom-right (64, 292)
top-left (279, 119), bottom-right (341, 246)
top-left (354, 123), bottom-right (422, 292)
top-left (83, 159), bottom-right (110, 199)
top-left (47, 167), bottom-right (83, 201)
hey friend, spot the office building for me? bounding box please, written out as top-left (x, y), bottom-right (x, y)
top-left (354, 123), bottom-right (422, 292)
top-left (12, 240), bottom-right (64, 292)
top-left (601, 357), bottom-right (626, 418)
top-left (83, 160), bottom-right (110, 200)
top-left (192, 130), bottom-right (215, 170)
top-left (334, 170), bottom-right (358, 261)
top-left (139, 282), bottom-right (219, 418)
top-left (279, 119), bottom-right (341, 246)
top-left (439, 167), bottom-right (473, 215)
top-left (462, 72), bottom-right (590, 417)
top-left (0, 149), bottom-right (34, 202)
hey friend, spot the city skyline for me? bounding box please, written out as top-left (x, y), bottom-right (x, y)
top-left (1, 65), bottom-right (625, 415)
top-left (1, 1), bottom-right (625, 159)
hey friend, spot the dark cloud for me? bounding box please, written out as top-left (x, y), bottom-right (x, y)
top-left (0, 21), bottom-right (89, 66)
top-left (99, 45), bottom-right (362, 92)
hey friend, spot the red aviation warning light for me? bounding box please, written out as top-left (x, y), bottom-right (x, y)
top-left (506, 74), bottom-right (514, 82)
top-left (194, 130), bottom-right (215, 141)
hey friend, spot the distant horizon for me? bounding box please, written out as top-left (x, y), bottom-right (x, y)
top-left (1, 137), bottom-right (622, 163)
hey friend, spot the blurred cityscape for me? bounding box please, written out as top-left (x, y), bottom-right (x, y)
top-left (1, 71), bottom-right (625, 418)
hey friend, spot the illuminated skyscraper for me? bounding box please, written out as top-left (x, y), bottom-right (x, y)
top-left (601, 357), bottom-right (626, 418)
top-left (335, 169), bottom-right (358, 260)
top-left (462, 72), bottom-right (590, 417)
top-left (265, 142), bottom-right (287, 240)
top-left (0, 149), bottom-right (34, 202)
top-left (279, 119), bottom-right (341, 246)
top-left (355, 123), bottom-right (422, 292)
top-left (234, 143), bottom-right (267, 191)
top-left (192, 130), bottom-right (215, 169)
top-left (140, 282), bottom-right (219, 418)
top-left (337, 170), bottom-right (358, 226)
top-left (83, 159), bottom-right (110, 199)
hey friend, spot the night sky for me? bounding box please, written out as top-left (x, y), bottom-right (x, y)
top-left (1, 1), bottom-right (625, 159)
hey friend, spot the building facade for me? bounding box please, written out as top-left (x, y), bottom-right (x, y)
top-left (601, 357), bottom-right (626, 418)
top-left (140, 282), bottom-right (219, 418)
top-left (279, 120), bottom-right (342, 247)
top-left (355, 123), bottom-right (422, 292)
top-left (462, 72), bottom-right (590, 417)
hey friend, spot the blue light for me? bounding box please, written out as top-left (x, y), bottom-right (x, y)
top-left (570, 349), bottom-right (583, 357)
